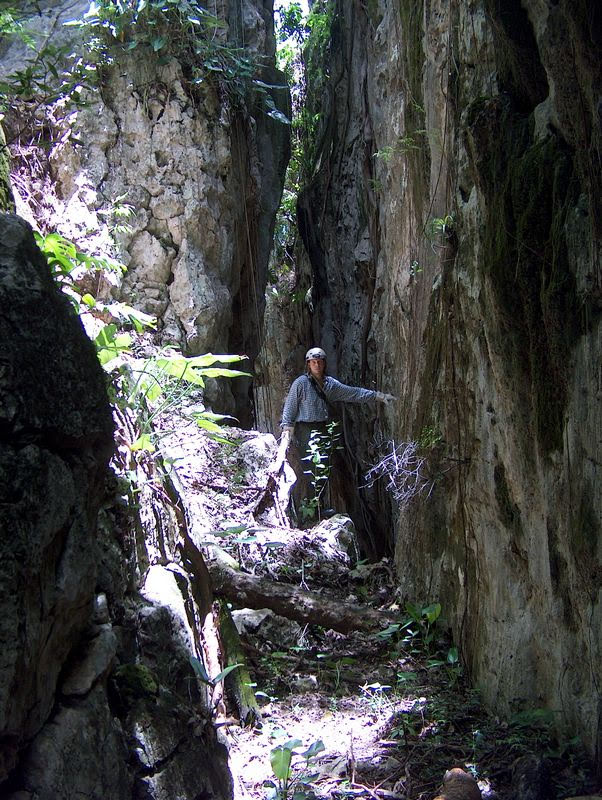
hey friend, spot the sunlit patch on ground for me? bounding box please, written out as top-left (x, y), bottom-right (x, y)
top-left (158, 418), bottom-right (597, 800)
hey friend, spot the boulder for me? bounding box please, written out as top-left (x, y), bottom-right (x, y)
top-left (0, 213), bottom-right (113, 781)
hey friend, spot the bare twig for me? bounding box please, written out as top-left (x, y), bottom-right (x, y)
top-left (362, 438), bottom-right (434, 508)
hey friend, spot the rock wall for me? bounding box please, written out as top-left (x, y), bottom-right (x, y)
top-left (4, 0), bottom-right (289, 426)
top-left (254, 244), bottom-right (314, 434)
top-left (296, 0), bottom-right (601, 761)
top-left (0, 126), bottom-right (14, 212)
top-left (0, 0), bottom-right (289, 793)
top-left (0, 213), bottom-right (233, 799)
top-left (0, 213), bottom-right (113, 782)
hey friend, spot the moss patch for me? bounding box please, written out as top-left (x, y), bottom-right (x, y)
top-left (398, 0), bottom-right (429, 219)
top-left (109, 663), bottom-right (159, 714)
top-left (493, 461), bottom-right (522, 536)
top-left (484, 0), bottom-right (548, 113)
top-left (466, 99), bottom-right (582, 454)
top-left (0, 126), bottom-right (15, 213)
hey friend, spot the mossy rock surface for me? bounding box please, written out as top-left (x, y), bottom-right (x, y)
top-left (467, 101), bottom-right (583, 454)
top-left (109, 663), bottom-right (159, 714)
top-left (0, 126), bottom-right (14, 212)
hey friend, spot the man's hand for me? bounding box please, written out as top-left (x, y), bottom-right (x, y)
top-left (376, 392), bottom-right (396, 406)
top-left (281, 425), bottom-right (294, 446)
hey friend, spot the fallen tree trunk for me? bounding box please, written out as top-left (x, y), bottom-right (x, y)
top-left (208, 563), bottom-right (396, 634)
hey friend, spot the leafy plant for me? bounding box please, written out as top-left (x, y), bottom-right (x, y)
top-left (276, 3), bottom-right (307, 46)
top-left (404, 601), bottom-right (442, 652)
top-left (36, 223), bottom-right (249, 460)
top-left (70, 0), bottom-right (289, 120)
top-left (375, 601), bottom-right (444, 656)
top-left (0, 37), bottom-right (95, 117)
top-left (75, 0), bottom-right (226, 54)
top-left (300, 421), bottom-right (342, 522)
top-left (1, 0), bottom-right (289, 153)
top-left (359, 681), bottom-right (394, 717)
top-left (271, 0), bottom-right (334, 279)
top-left (97, 194), bottom-right (136, 236)
top-left (373, 132), bottom-right (426, 163)
top-left (34, 230), bottom-right (125, 311)
top-left (118, 352), bottom-right (249, 451)
top-left (427, 645), bottom-right (463, 686)
top-left (426, 214), bottom-right (455, 243)
top-left (266, 738), bottom-right (325, 800)
top-left (189, 655), bottom-right (242, 686)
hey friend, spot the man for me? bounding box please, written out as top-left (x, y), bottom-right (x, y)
top-left (281, 346), bottom-right (394, 522)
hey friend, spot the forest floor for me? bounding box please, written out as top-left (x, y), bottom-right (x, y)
top-left (218, 524), bottom-right (596, 800)
top-left (161, 418), bottom-right (598, 800)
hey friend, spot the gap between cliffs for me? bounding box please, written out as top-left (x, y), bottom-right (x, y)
top-left (135, 396), bottom-right (597, 800)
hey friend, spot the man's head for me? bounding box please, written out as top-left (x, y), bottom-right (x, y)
top-left (305, 346), bottom-right (326, 379)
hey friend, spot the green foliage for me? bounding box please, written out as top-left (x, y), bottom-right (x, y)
top-left (0, 8), bottom-right (95, 116)
top-left (405, 601), bottom-right (441, 648)
top-left (359, 681), bottom-right (394, 717)
top-left (266, 738), bottom-right (325, 800)
top-left (69, 0), bottom-right (289, 121)
top-left (373, 133), bottom-right (425, 162)
top-left (297, 1), bottom-right (334, 175)
top-left (426, 213), bottom-right (454, 240)
top-left (418, 425), bottom-right (442, 449)
top-left (189, 655), bottom-right (242, 686)
top-left (375, 600), bottom-right (444, 656)
top-left (34, 229), bottom-right (159, 375)
top-left (300, 421), bottom-right (341, 522)
top-left (0, 0), bottom-right (288, 139)
top-left (97, 195), bottom-right (136, 236)
top-left (305, 3), bottom-right (333, 51)
top-left (34, 230), bottom-right (125, 310)
top-left (269, 1), bottom-right (334, 287)
top-left (36, 224), bottom-right (248, 461)
top-left (427, 645), bottom-right (463, 686)
top-left (74, 0), bottom-right (226, 54)
top-left (276, 2), bottom-right (306, 45)
top-left (118, 351), bottom-right (249, 451)
top-left (0, 7), bottom-right (36, 47)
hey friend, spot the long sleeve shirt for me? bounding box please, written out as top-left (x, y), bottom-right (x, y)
top-left (281, 374), bottom-right (377, 428)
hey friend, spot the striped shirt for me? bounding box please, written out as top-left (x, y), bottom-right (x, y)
top-left (281, 374), bottom-right (377, 428)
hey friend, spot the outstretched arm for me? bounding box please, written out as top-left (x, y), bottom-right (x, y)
top-left (324, 378), bottom-right (396, 406)
top-left (323, 377), bottom-right (376, 403)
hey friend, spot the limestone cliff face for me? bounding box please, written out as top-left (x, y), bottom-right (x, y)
top-left (0, 1), bottom-right (288, 795)
top-left (298, 0), bottom-right (601, 758)
top-left (5, 0), bottom-right (289, 425)
top-left (0, 126), bottom-right (14, 212)
top-left (0, 214), bottom-right (113, 783)
top-left (0, 214), bottom-right (234, 799)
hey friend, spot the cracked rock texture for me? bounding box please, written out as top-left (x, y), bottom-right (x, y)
top-left (0, 213), bottom-right (114, 783)
top-left (0, 214), bottom-right (233, 799)
top-left (5, 0), bottom-right (289, 427)
top-left (288, 0), bottom-right (601, 762)
top-left (0, 0), bottom-right (287, 793)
